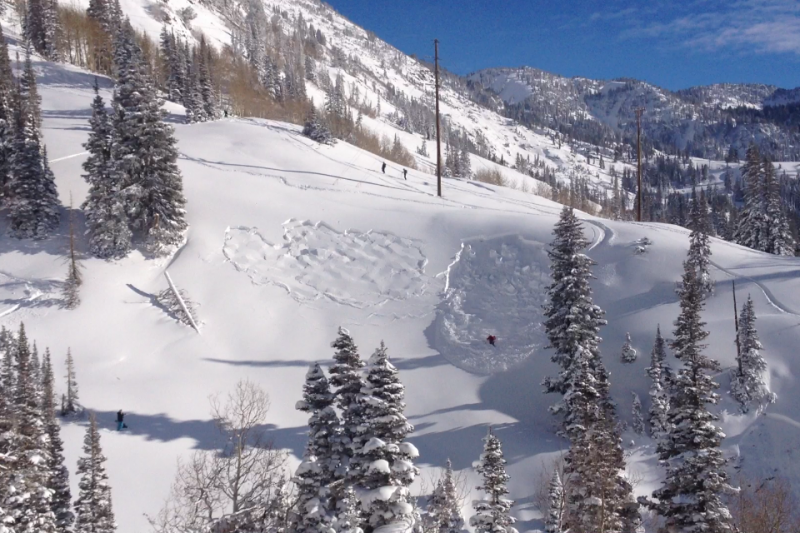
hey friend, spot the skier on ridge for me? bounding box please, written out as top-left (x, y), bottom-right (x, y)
top-left (116, 410), bottom-right (127, 430)
top-left (381, 162), bottom-right (386, 173)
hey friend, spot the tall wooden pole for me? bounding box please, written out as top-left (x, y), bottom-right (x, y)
top-left (733, 279), bottom-right (742, 375)
top-left (635, 107), bottom-right (644, 222)
top-left (434, 39), bottom-right (442, 198)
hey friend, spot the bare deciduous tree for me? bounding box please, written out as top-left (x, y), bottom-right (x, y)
top-left (148, 380), bottom-right (289, 533)
top-left (729, 476), bottom-right (800, 533)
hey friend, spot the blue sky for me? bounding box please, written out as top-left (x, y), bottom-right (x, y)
top-left (325, 0), bottom-right (800, 90)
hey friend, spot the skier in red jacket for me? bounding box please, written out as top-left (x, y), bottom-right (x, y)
top-left (486, 335), bottom-right (497, 346)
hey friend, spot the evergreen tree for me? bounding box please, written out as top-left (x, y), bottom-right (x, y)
top-left (303, 105), bottom-right (333, 145)
top-left (160, 30), bottom-right (185, 105)
top-left (329, 328), bottom-right (365, 463)
top-left (184, 47), bottom-right (206, 123)
top-left (470, 431), bottom-right (517, 533)
top-left (645, 326), bottom-right (670, 439)
top-left (82, 79), bottom-right (132, 258)
top-left (87, 0), bottom-right (113, 33)
top-left (8, 48), bottom-right (60, 239)
top-left (0, 325), bottom-right (17, 527)
top-left (762, 157), bottom-right (795, 256)
top-left (631, 393), bottom-right (644, 435)
top-left (295, 363), bottom-right (343, 533)
top-left (542, 206), bottom-right (606, 424)
top-left (0, 23), bottom-right (16, 207)
top-left (730, 295), bottom-right (774, 412)
top-left (351, 342), bottom-right (419, 533)
top-left (426, 459), bottom-right (463, 533)
top-left (198, 36), bottom-right (216, 120)
top-left (620, 332), bottom-right (637, 364)
top-left (5, 323), bottom-right (58, 533)
top-left (734, 146), bottom-right (766, 252)
top-left (112, 20), bottom-right (188, 253)
top-left (334, 486), bottom-right (362, 533)
top-left (561, 347), bottom-right (638, 533)
top-left (544, 470), bottom-right (565, 533)
top-left (41, 348), bottom-right (74, 530)
top-left (62, 348), bottom-right (79, 415)
top-left (74, 413), bottom-right (116, 533)
top-left (648, 262), bottom-right (734, 533)
top-left (687, 188), bottom-right (713, 295)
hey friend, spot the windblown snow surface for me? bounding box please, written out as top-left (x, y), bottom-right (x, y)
top-left (3, 48), bottom-right (800, 533)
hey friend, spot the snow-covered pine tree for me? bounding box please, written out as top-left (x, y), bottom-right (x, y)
top-left (25, 0), bottom-right (46, 57)
top-left (645, 326), bottom-right (670, 439)
top-left (5, 323), bottom-right (58, 533)
top-left (544, 470), bottom-right (565, 533)
top-left (730, 295), bottom-right (774, 412)
top-left (74, 412), bottom-right (116, 533)
top-left (0, 23), bottom-right (15, 207)
top-left (561, 347), bottom-right (638, 533)
top-left (198, 36), bottom-right (216, 120)
top-left (82, 79), bottom-right (132, 258)
top-left (648, 261), bottom-right (734, 533)
top-left (303, 105), bottom-right (333, 145)
top-left (41, 0), bottom-right (61, 61)
top-left (631, 393), bottom-right (644, 435)
top-left (470, 430), bottom-right (517, 533)
top-left (186, 47), bottom-right (207, 123)
top-left (459, 148), bottom-right (472, 179)
top-left (8, 48), bottom-right (60, 239)
top-left (687, 187), bottom-right (713, 295)
top-left (351, 341), bottom-right (419, 533)
top-left (334, 486), bottom-right (363, 533)
top-left (620, 332), bottom-right (637, 364)
top-left (87, 0), bottom-right (113, 33)
top-left (112, 20), bottom-right (188, 253)
top-left (0, 325), bottom-right (16, 525)
top-left (329, 328), bottom-right (365, 461)
top-left (734, 146), bottom-right (766, 252)
top-left (762, 157), bottom-right (795, 256)
top-left (542, 206), bottom-right (607, 425)
top-left (426, 459), bottom-right (463, 533)
top-left (41, 348), bottom-right (74, 530)
top-left (161, 31), bottom-right (185, 105)
top-left (62, 348), bottom-right (79, 415)
top-left (328, 328), bottom-right (366, 526)
top-left (294, 363), bottom-right (343, 533)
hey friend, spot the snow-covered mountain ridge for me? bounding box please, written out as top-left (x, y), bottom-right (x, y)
top-left (468, 66), bottom-right (800, 161)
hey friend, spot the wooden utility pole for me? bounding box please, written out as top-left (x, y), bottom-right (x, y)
top-left (434, 39), bottom-right (442, 198)
top-left (733, 279), bottom-right (742, 375)
top-left (635, 107), bottom-right (645, 222)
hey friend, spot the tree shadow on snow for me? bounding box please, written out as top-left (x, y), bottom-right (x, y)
top-left (28, 59), bottom-right (114, 90)
top-left (0, 205), bottom-right (84, 257)
top-left (73, 409), bottom-right (309, 457)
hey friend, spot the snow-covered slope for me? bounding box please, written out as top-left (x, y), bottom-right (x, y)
top-left (3, 44), bottom-right (800, 533)
top-left (76, 0), bottom-right (636, 195)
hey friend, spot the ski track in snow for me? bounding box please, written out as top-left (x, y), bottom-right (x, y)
top-left (709, 260), bottom-right (800, 317)
top-left (430, 235), bottom-right (549, 374)
top-left (0, 271), bottom-right (63, 319)
top-left (626, 220), bottom-right (800, 317)
top-left (49, 151), bottom-right (89, 163)
top-left (222, 220), bottom-right (434, 310)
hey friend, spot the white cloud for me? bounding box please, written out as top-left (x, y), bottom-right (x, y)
top-left (601, 0), bottom-right (800, 55)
